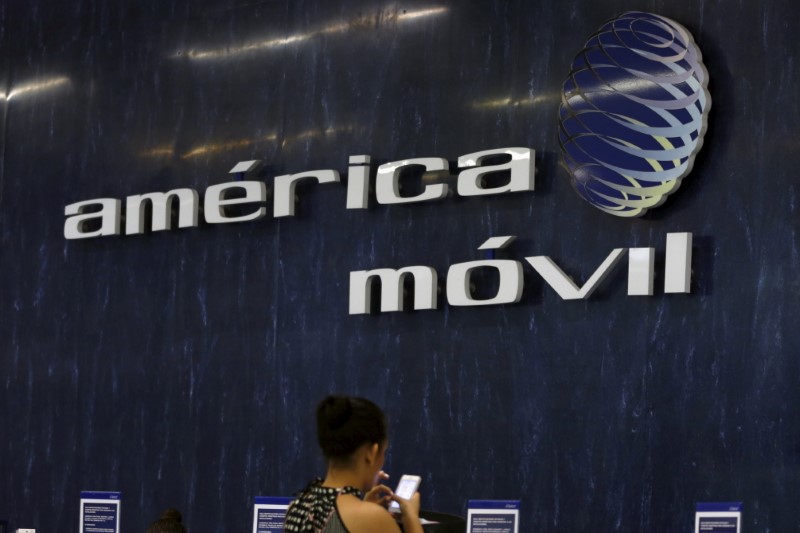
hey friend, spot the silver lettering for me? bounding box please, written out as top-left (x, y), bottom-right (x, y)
top-left (204, 181), bottom-right (267, 223)
top-left (349, 266), bottom-right (438, 314)
top-left (125, 189), bottom-right (199, 234)
top-left (64, 199), bottom-right (121, 239)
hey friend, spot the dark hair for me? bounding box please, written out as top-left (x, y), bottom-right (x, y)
top-left (316, 395), bottom-right (387, 460)
top-left (146, 508), bottom-right (186, 533)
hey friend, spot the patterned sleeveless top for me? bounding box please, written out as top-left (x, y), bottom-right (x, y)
top-left (284, 478), bottom-right (364, 533)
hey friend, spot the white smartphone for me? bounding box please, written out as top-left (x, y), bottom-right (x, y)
top-left (388, 474), bottom-right (421, 512)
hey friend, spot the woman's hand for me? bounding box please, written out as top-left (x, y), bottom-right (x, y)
top-left (364, 471), bottom-right (393, 508)
top-left (390, 491), bottom-right (421, 520)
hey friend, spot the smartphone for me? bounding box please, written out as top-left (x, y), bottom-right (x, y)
top-left (388, 474), bottom-right (422, 512)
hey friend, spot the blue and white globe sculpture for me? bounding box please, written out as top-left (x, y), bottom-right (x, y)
top-left (558, 12), bottom-right (711, 217)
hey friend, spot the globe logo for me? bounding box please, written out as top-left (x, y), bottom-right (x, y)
top-left (558, 12), bottom-right (711, 217)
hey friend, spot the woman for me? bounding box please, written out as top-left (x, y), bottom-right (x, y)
top-left (284, 395), bottom-right (424, 533)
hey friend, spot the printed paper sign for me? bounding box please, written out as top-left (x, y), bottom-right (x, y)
top-left (252, 496), bottom-right (293, 533)
top-left (467, 500), bottom-right (519, 533)
top-left (695, 502), bottom-right (742, 533)
top-left (79, 491), bottom-right (121, 533)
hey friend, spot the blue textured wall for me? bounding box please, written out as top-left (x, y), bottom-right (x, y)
top-left (1, 1), bottom-right (799, 531)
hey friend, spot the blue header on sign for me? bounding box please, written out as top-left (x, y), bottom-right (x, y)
top-left (80, 491), bottom-right (121, 500)
top-left (696, 502), bottom-right (742, 512)
top-left (254, 496), bottom-right (293, 505)
top-left (468, 500), bottom-right (520, 510)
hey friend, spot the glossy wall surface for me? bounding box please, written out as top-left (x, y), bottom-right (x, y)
top-left (1, 0), bottom-right (799, 531)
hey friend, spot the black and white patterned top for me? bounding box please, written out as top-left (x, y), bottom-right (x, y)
top-left (284, 478), bottom-right (364, 533)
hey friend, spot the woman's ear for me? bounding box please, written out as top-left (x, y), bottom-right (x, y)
top-left (365, 442), bottom-right (380, 465)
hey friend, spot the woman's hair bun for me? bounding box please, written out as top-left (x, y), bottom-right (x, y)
top-left (320, 396), bottom-right (353, 430)
top-left (316, 395), bottom-right (387, 460)
top-left (160, 508), bottom-right (182, 522)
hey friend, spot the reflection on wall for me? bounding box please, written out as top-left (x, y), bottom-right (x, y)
top-left (1, 76), bottom-right (70, 102)
top-left (139, 125), bottom-right (364, 159)
top-left (172, 6), bottom-right (449, 61)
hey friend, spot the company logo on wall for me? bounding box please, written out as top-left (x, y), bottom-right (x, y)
top-left (558, 11), bottom-right (710, 217)
top-left (63, 12), bottom-right (709, 314)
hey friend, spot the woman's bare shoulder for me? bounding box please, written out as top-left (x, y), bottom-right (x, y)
top-left (337, 494), bottom-right (401, 533)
